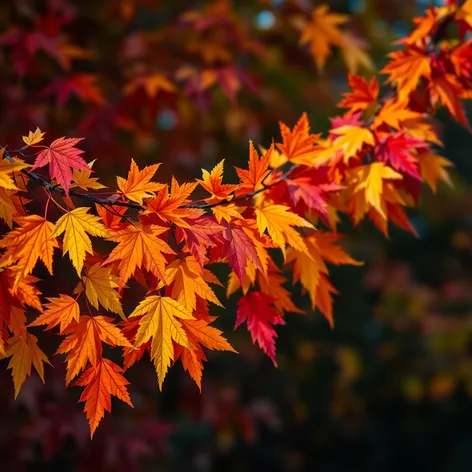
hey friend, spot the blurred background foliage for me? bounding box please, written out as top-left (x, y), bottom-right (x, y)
top-left (1, 0), bottom-right (472, 471)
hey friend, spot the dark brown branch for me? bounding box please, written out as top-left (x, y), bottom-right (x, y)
top-left (2, 147), bottom-right (298, 214)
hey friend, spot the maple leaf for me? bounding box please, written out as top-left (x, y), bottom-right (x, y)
top-left (57, 315), bottom-right (132, 385)
top-left (175, 316), bottom-right (236, 389)
top-left (124, 73), bottom-right (176, 98)
top-left (105, 223), bottom-right (174, 288)
top-left (22, 127), bottom-right (45, 146)
top-left (405, 6), bottom-right (439, 44)
top-left (257, 265), bottom-right (303, 315)
top-left (382, 47), bottom-right (431, 102)
top-left (418, 152), bottom-right (453, 192)
top-left (255, 204), bottom-right (314, 257)
top-left (29, 294), bottom-right (80, 333)
top-left (234, 141), bottom-right (273, 194)
top-left (0, 156), bottom-right (30, 190)
top-left (165, 256), bottom-right (222, 312)
top-left (352, 162), bottom-right (403, 219)
top-left (216, 221), bottom-right (266, 284)
top-left (198, 160), bottom-right (237, 200)
top-left (51, 207), bottom-right (109, 276)
top-left (372, 98), bottom-right (422, 130)
top-left (299, 5), bottom-right (347, 70)
top-left (276, 113), bottom-right (320, 165)
top-left (76, 358), bottom-right (133, 437)
top-left (429, 72), bottom-right (470, 129)
top-left (42, 74), bottom-right (105, 107)
top-left (96, 204), bottom-right (127, 232)
top-left (129, 296), bottom-right (194, 389)
top-left (282, 171), bottom-right (343, 224)
top-left (314, 125), bottom-right (375, 165)
top-left (287, 232), bottom-right (362, 327)
top-left (8, 306), bottom-right (26, 340)
top-left (0, 215), bottom-right (59, 287)
top-left (71, 160), bottom-right (106, 191)
top-left (236, 292), bottom-right (285, 366)
top-left (31, 137), bottom-right (89, 196)
top-left (375, 132), bottom-right (425, 179)
top-left (13, 275), bottom-right (43, 312)
top-left (6, 333), bottom-right (51, 398)
top-left (146, 179), bottom-right (201, 227)
top-left (338, 74), bottom-right (379, 115)
top-left (211, 203), bottom-right (243, 223)
top-left (117, 159), bottom-right (165, 204)
top-left (177, 216), bottom-right (224, 266)
top-left (82, 263), bottom-right (125, 319)
top-left (0, 188), bottom-right (23, 227)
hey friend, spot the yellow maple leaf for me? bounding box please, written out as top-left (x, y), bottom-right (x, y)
top-left (6, 333), bottom-right (51, 398)
top-left (419, 153), bottom-right (453, 193)
top-left (129, 296), bottom-right (194, 389)
top-left (299, 5), bottom-right (347, 71)
top-left (211, 203), bottom-right (243, 223)
top-left (0, 215), bottom-right (59, 288)
top-left (22, 127), bottom-right (46, 146)
top-left (0, 157), bottom-right (31, 190)
top-left (165, 256), bottom-right (222, 312)
top-left (51, 207), bottom-right (109, 276)
top-left (117, 159), bottom-right (165, 204)
top-left (315, 126), bottom-right (375, 165)
top-left (256, 204), bottom-right (314, 257)
top-left (353, 162), bottom-right (403, 218)
top-left (72, 160), bottom-right (106, 190)
top-left (82, 263), bottom-right (125, 319)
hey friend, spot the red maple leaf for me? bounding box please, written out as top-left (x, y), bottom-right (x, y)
top-left (32, 137), bottom-right (89, 196)
top-left (375, 132), bottom-right (426, 179)
top-left (236, 292), bottom-right (285, 366)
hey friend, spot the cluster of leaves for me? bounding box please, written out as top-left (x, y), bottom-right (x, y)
top-left (0, 1), bottom-right (471, 437)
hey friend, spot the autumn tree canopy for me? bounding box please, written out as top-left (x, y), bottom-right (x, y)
top-left (0, 0), bottom-right (471, 437)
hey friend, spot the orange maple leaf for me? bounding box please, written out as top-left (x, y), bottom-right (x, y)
top-left (76, 358), bottom-right (133, 437)
top-left (198, 160), bottom-right (237, 201)
top-left (117, 159), bottom-right (165, 204)
top-left (0, 215), bottom-right (59, 288)
top-left (382, 47), bottom-right (431, 102)
top-left (276, 113), bottom-right (321, 165)
top-left (299, 5), bottom-right (347, 70)
top-left (57, 315), bottom-right (132, 385)
top-left (29, 294), bottom-right (80, 333)
top-left (146, 178), bottom-right (202, 227)
top-left (105, 223), bottom-right (174, 288)
top-left (234, 141), bottom-right (273, 194)
top-left (175, 316), bottom-right (236, 389)
top-left (338, 74), bottom-right (379, 115)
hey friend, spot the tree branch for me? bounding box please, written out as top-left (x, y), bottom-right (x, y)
top-left (2, 147), bottom-right (298, 214)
